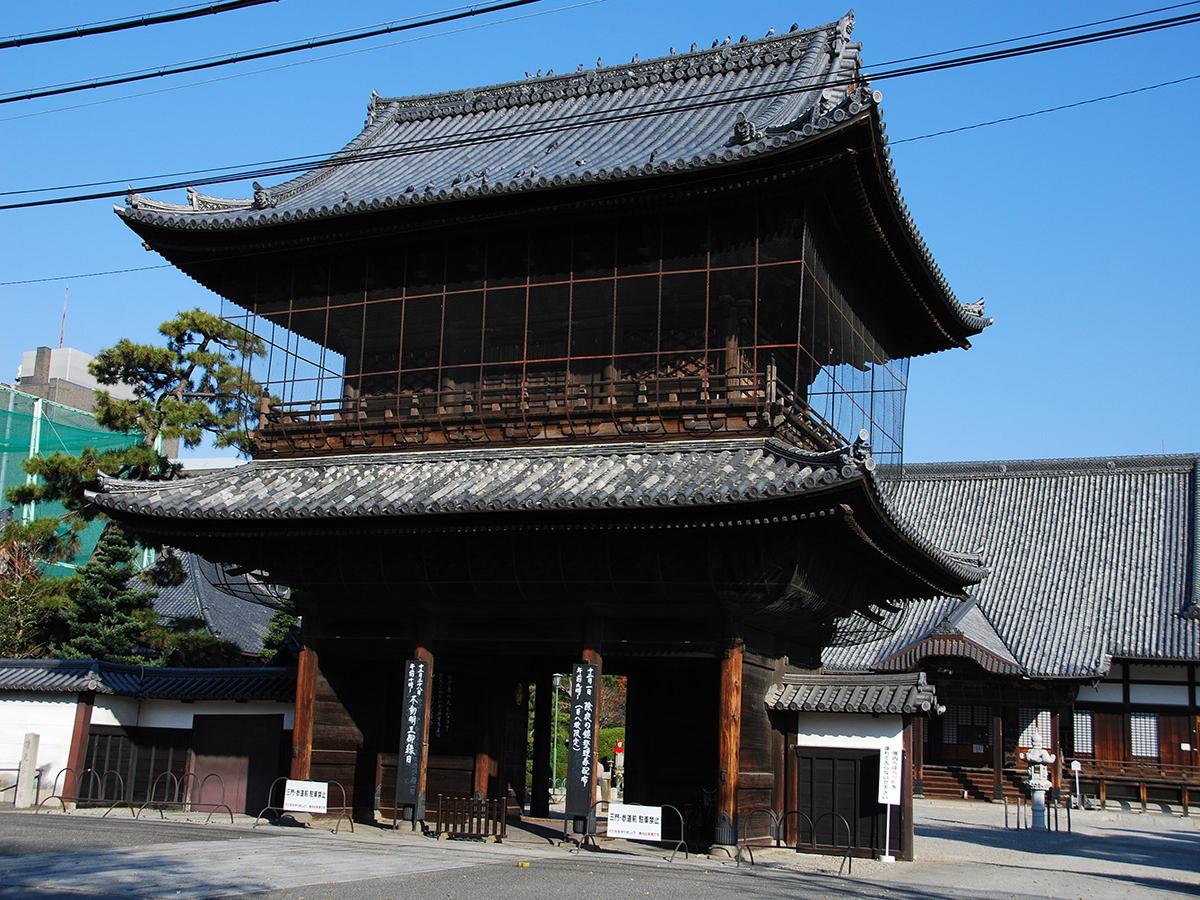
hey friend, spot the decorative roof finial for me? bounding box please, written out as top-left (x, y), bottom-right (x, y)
top-left (631, 52), bottom-right (639, 63)
top-left (251, 181), bottom-right (275, 210)
top-left (690, 41), bottom-right (697, 52)
top-left (577, 62), bottom-right (584, 71)
top-left (765, 26), bottom-right (776, 36)
top-left (596, 56), bottom-right (603, 67)
top-left (789, 22), bottom-right (799, 32)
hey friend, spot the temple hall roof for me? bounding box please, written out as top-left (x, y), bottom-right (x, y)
top-left (823, 454), bottom-right (1200, 679)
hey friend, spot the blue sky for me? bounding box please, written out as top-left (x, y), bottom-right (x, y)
top-left (1, 1), bottom-right (1197, 461)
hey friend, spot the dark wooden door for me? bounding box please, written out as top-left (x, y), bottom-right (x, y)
top-left (794, 747), bottom-right (903, 858)
top-left (1091, 711), bottom-right (1126, 762)
top-left (192, 715), bottom-right (284, 815)
top-left (1159, 714), bottom-right (1195, 768)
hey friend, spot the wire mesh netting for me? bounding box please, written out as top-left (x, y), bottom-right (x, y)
top-left (0, 384), bottom-right (142, 576)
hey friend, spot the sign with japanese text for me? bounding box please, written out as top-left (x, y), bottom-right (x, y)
top-left (283, 779), bottom-right (328, 814)
top-left (877, 745), bottom-right (902, 806)
top-left (606, 803), bottom-right (662, 841)
top-left (395, 659), bottom-right (429, 814)
top-left (564, 662), bottom-right (598, 818)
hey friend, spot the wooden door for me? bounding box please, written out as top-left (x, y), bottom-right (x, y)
top-left (794, 747), bottom-right (903, 858)
top-left (192, 715), bottom-right (285, 815)
top-left (1091, 711), bottom-right (1125, 763)
top-left (1159, 714), bottom-right (1196, 768)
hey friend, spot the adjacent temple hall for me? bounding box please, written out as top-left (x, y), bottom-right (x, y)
top-left (93, 14), bottom-right (993, 857)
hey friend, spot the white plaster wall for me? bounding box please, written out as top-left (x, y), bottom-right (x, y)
top-left (795, 714), bottom-right (903, 750)
top-left (1076, 682), bottom-right (1124, 704)
top-left (0, 693), bottom-right (78, 796)
top-left (1129, 684), bottom-right (1189, 707)
top-left (91, 697), bottom-right (293, 730)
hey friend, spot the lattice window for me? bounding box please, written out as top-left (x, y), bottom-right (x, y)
top-left (944, 705), bottom-right (989, 745)
top-left (1018, 708), bottom-right (1051, 747)
top-left (1130, 712), bottom-right (1159, 758)
top-left (1072, 711), bottom-right (1094, 755)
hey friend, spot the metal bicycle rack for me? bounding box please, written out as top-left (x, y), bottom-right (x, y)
top-left (135, 771), bottom-right (235, 824)
top-left (253, 776), bottom-right (355, 834)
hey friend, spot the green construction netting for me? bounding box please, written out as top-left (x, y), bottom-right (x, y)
top-left (0, 385), bottom-right (143, 576)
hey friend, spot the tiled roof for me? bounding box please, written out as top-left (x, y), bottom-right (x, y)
top-left (114, 12), bottom-right (989, 340)
top-left (146, 551), bottom-right (274, 655)
top-left (87, 437), bottom-right (987, 591)
top-left (765, 671), bottom-right (938, 715)
top-left (824, 454), bottom-right (1200, 678)
top-left (0, 658), bottom-right (294, 701)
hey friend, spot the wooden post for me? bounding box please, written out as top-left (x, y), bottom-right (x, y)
top-left (291, 645), bottom-right (318, 780)
top-left (65, 691), bottom-right (93, 802)
top-left (1050, 708), bottom-right (1063, 800)
top-left (473, 679), bottom-right (493, 799)
top-left (716, 638), bottom-right (743, 846)
top-left (901, 717), bottom-right (915, 861)
top-left (582, 623), bottom-right (603, 816)
top-left (414, 633), bottom-right (434, 817)
top-left (991, 707), bottom-right (1004, 801)
top-left (530, 672), bottom-right (553, 818)
top-left (912, 715), bottom-right (925, 797)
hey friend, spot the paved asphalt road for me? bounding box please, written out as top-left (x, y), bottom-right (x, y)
top-left (1, 805), bottom-right (1197, 898)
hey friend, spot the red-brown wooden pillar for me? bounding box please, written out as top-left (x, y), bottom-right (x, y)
top-left (473, 677), bottom-right (493, 798)
top-left (912, 715), bottom-right (925, 797)
top-left (529, 672), bottom-right (553, 818)
top-left (291, 645), bottom-right (318, 780)
top-left (582, 622), bottom-right (603, 816)
top-left (991, 707), bottom-right (1004, 801)
top-left (716, 637), bottom-right (743, 847)
top-left (64, 691), bottom-right (94, 802)
top-left (1050, 708), bottom-right (1063, 800)
top-left (414, 631), bottom-right (434, 816)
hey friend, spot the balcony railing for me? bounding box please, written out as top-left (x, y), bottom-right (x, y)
top-left (253, 367), bottom-right (847, 457)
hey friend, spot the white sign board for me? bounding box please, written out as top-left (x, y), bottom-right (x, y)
top-left (606, 803), bottom-right (663, 841)
top-left (878, 746), bottom-right (902, 806)
top-left (283, 779), bottom-right (328, 814)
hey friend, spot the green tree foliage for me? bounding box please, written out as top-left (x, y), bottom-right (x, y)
top-left (260, 601), bottom-right (299, 665)
top-left (5, 308), bottom-right (268, 515)
top-left (0, 519), bottom-right (76, 658)
top-left (54, 526), bottom-right (157, 664)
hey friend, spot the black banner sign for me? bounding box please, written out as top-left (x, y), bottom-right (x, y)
top-left (395, 659), bottom-right (429, 819)
top-left (565, 662), bottom-right (598, 819)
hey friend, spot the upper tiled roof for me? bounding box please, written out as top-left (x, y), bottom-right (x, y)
top-left (824, 454), bottom-right (1200, 678)
top-left (765, 671), bottom-right (938, 715)
top-left (147, 551), bottom-right (274, 655)
top-left (114, 13), bottom-right (989, 339)
top-left (86, 437), bottom-right (987, 591)
top-left (0, 658), bottom-right (293, 701)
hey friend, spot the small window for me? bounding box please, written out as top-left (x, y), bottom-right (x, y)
top-left (1072, 711), bottom-right (1094, 755)
top-left (1018, 708), bottom-right (1051, 747)
top-left (1130, 712), bottom-right (1159, 758)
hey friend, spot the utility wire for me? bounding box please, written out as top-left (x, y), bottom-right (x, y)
top-left (1, 0), bottom-right (547, 104)
top-left (2, 68), bottom-right (1198, 287)
top-left (0, 0), bottom-right (606, 125)
top-left (0, 0), bottom-right (279, 50)
top-left (3, 10), bottom-right (1199, 208)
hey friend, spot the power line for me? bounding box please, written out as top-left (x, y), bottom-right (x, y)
top-left (2, 69), bottom-right (1197, 287)
top-left (1, 0), bottom-right (547, 104)
top-left (4, 10), bottom-right (1200, 209)
top-left (0, 1), bottom-right (278, 50)
top-left (0, 0), bottom-right (603, 125)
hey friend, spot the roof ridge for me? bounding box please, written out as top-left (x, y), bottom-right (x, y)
top-left (883, 452), bottom-right (1200, 480)
top-left (375, 15), bottom-right (846, 115)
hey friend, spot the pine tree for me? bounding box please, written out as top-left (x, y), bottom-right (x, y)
top-left (54, 526), bottom-right (157, 663)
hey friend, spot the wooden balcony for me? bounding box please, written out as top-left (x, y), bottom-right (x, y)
top-left (252, 370), bottom-right (847, 457)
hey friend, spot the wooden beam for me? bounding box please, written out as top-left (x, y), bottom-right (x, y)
top-left (529, 672), bottom-right (553, 818)
top-left (716, 638), bottom-right (743, 844)
top-left (291, 645), bottom-right (318, 780)
top-left (991, 708), bottom-right (1004, 801)
top-left (64, 691), bottom-right (94, 802)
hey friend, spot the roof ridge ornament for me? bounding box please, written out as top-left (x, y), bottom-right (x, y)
top-left (252, 181), bottom-right (276, 210)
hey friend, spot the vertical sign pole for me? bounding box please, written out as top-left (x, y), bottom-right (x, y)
top-left (878, 744), bottom-right (900, 863)
top-left (884, 803), bottom-right (892, 861)
top-left (396, 659), bottom-right (430, 829)
top-left (564, 662), bottom-right (599, 835)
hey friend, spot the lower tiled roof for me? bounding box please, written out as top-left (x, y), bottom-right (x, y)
top-left (824, 453), bottom-right (1200, 678)
top-left (147, 551), bottom-right (274, 655)
top-left (765, 671), bottom-right (938, 715)
top-left (0, 658), bottom-right (294, 701)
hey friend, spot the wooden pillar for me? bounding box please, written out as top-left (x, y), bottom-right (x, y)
top-left (901, 717), bottom-right (915, 861)
top-left (291, 645), bottom-right (318, 780)
top-left (912, 715), bottom-right (925, 797)
top-left (64, 691), bottom-right (94, 801)
top-left (529, 672), bottom-right (553, 818)
top-left (414, 634), bottom-right (434, 815)
top-left (473, 679), bottom-right (494, 798)
top-left (1050, 708), bottom-right (1063, 800)
top-left (582, 624), bottom-right (603, 816)
top-left (991, 707), bottom-right (1004, 801)
top-left (716, 637), bottom-right (743, 845)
